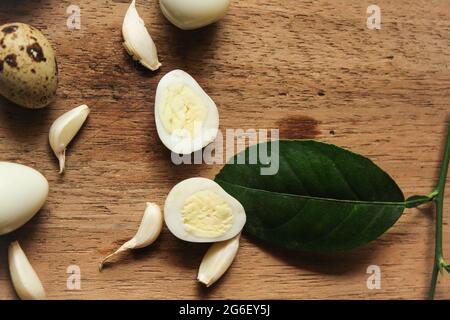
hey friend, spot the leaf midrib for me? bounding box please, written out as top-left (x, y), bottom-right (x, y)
top-left (216, 179), bottom-right (406, 207)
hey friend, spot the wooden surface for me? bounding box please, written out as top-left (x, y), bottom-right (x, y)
top-left (0, 0), bottom-right (449, 300)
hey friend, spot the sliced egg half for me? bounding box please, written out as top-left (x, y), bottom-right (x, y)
top-left (164, 177), bottom-right (246, 243)
top-left (155, 70), bottom-right (219, 155)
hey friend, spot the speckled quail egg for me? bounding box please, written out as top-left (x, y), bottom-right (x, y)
top-left (0, 23), bottom-right (58, 109)
top-left (154, 70), bottom-right (219, 155)
top-left (164, 177), bottom-right (246, 243)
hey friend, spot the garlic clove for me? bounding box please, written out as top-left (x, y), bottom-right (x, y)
top-left (8, 241), bottom-right (47, 300)
top-left (131, 203), bottom-right (164, 248)
top-left (49, 104), bottom-right (90, 174)
top-left (123, 0), bottom-right (161, 71)
top-left (99, 202), bottom-right (163, 271)
top-left (197, 234), bottom-right (240, 287)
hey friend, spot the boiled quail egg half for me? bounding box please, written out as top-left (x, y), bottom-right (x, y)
top-left (155, 70), bottom-right (219, 155)
top-left (164, 178), bottom-right (246, 243)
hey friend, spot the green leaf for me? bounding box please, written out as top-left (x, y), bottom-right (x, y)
top-left (215, 140), bottom-right (406, 251)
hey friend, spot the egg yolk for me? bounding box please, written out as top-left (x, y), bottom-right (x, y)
top-left (181, 190), bottom-right (233, 238)
top-left (159, 84), bottom-right (207, 136)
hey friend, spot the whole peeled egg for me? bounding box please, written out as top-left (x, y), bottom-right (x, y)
top-left (0, 23), bottom-right (58, 108)
top-left (159, 0), bottom-right (230, 30)
top-left (0, 162), bottom-right (49, 235)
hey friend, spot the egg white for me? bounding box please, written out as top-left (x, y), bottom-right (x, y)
top-left (159, 0), bottom-right (230, 30)
top-left (155, 70), bottom-right (219, 155)
top-left (0, 162), bottom-right (48, 235)
top-left (164, 177), bottom-right (246, 243)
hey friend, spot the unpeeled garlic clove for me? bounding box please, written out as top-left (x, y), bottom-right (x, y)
top-left (49, 104), bottom-right (90, 174)
top-left (123, 0), bottom-right (161, 71)
top-left (8, 241), bottom-right (47, 300)
top-left (197, 234), bottom-right (240, 287)
top-left (99, 202), bottom-right (163, 270)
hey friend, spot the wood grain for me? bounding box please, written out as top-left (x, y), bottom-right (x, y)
top-left (0, 0), bottom-right (449, 300)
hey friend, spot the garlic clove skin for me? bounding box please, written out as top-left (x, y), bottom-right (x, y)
top-left (159, 0), bottom-right (230, 30)
top-left (99, 202), bottom-right (163, 270)
top-left (197, 234), bottom-right (240, 287)
top-left (8, 241), bottom-right (47, 300)
top-left (123, 0), bottom-right (161, 71)
top-left (49, 104), bottom-right (90, 174)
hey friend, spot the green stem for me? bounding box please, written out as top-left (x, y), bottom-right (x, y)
top-left (428, 123), bottom-right (450, 300)
top-left (405, 191), bottom-right (438, 208)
